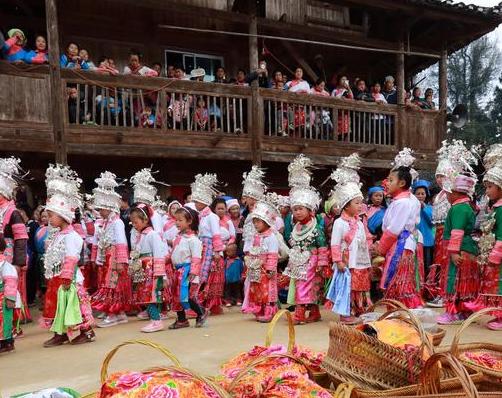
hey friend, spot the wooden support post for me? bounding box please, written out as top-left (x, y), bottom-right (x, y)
top-left (439, 44), bottom-right (448, 111)
top-left (396, 39), bottom-right (405, 106)
top-left (250, 86), bottom-right (263, 166)
top-left (45, 0), bottom-right (67, 164)
top-left (249, 6), bottom-right (258, 86)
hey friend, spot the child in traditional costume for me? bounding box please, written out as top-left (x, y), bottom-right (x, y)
top-left (284, 155), bottom-right (329, 324)
top-left (90, 172), bottom-right (131, 328)
top-left (168, 206), bottom-right (208, 329)
top-left (241, 166), bottom-right (267, 254)
top-left (466, 151), bottom-right (502, 330)
top-left (163, 200), bottom-right (181, 249)
top-left (224, 243), bottom-right (244, 306)
top-left (0, 236), bottom-right (19, 353)
top-left (0, 157), bottom-right (29, 333)
top-left (243, 192), bottom-right (280, 322)
top-left (130, 168), bottom-right (165, 233)
top-left (328, 154), bottom-right (372, 323)
top-left (374, 149), bottom-right (423, 308)
top-left (42, 164), bottom-right (95, 347)
top-left (129, 203), bottom-right (167, 333)
top-left (427, 141), bottom-right (454, 307)
top-left (437, 141), bottom-right (480, 325)
top-left (190, 174), bottom-right (225, 315)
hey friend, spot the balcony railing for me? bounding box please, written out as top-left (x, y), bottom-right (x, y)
top-left (0, 62), bottom-right (444, 166)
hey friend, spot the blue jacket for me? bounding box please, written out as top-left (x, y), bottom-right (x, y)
top-left (417, 204), bottom-right (434, 247)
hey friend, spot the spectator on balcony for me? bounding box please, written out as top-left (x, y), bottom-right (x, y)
top-left (194, 96), bottom-right (209, 131)
top-left (140, 106), bottom-right (156, 128)
top-left (108, 58), bottom-right (117, 71)
top-left (167, 65), bottom-right (175, 78)
top-left (96, 89), bottom-right (123, 126)
top-left (123, 50), bottom-right (158, 76)
top-left (24, 35), bottom-right (48, 64)
top-left (354, 79), bottom-right (374, 102)
top-left (371, 83), bottom-right (388, 141)
top-left (285, 67), bottom-right (310, 93)
top-left (152, 62), bottom-right (163, 77)
top-left (60, 42), bottom-right (88, 69)
top-left (2, 28), bottom-right (28, 63)
top-left (213, 67), bottom-right (228, 84)
top-left (382, 76), bottom-right (397, 105)
top-left (95, 56), bottom-right (119, 75)
top-left (310, 79), bottom-right (333, 138)
top-left (67, 85), bottom-right (86, 124)
top-left (411, 87), bottom-right (425, 108)
top-left (271, 70), bottom-right (284, 89)
top-left (190, 68), bottom-right (205, 82)
top-left (246, 60), bottom-right (271, 88)
top-left (235, 69), bottom-right (249, 86)
top-left (79, 49), bottom-right (95, 69)
top-left (168, 92), bottom-right (191, 130)
top-left (332, 75), bottom-right (353, 139)
top-left (423, 88), bottom-right (436, 110)
top-left (174, 65), bottom-right (189, 80)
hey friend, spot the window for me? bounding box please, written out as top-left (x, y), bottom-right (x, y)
top-left (165, 50), bottom-right (224, 82)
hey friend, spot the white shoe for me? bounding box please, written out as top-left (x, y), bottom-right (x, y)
top-left (141, 320), bottom-right (164, 333)
top-left (137, 310), bottom-right (149, 320)
top-left (97, 315), bottom-right (119, 328)
top-left (160, 312), bottom-right (169, 321)
top-left (117, 313), bottom-right (129, 324)
top-left (426, 297), bottom-right (444, 308)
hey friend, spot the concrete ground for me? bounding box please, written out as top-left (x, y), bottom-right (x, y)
top-left (0, 307), bottom-right (499, 397)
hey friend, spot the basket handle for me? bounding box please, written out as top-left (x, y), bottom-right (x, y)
top-left (418, 352), bottom-right (480, 398)
top-left (264, 309), bottom-right (296, 353)
top-left (367, 298), bottom-right (408, 312)
top-left (332, 383), bottom-right (355, 398)
top-left (451, 307), bottom-right (500, 357)
top-left (100, 339), bottom-right (181, 383)
top-left (378, 307), bottom-right (435, 356)
top-left (226, 353), bottom-right (311, 393)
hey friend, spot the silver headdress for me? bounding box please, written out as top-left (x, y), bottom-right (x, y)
top-left (0, 157), bottom-right (22, 200)
top-left (130, 168), bottom-right (158, 205)
top-left (250, 192), bottom-right (280, 227)
top-left (392, 147), bottom-right (419, 182)
top-left (288, 154), bottom-right (321, 210)
top-left (242, 166), bottom-right (267, 200)
top-left (484, 158), bottom-right (502, 189)
top-left (484, 144), bottom-right (502, 171)
top-left (45, 164), bottom-right (82, 223)
top-left (277, 195), bottom-right (291, 208)
top-left (191, 173), bottom-right (219, 206)
top-left (152, 196), bottom-right (167, 214)
top-left (440, 140), bottom-right (479, 197)
top-left (91, 171), bottom-right (121, 213)
top-left (436, 140), bottom-right (453, 177)
top-left (328, 153), bottom-right (363, 210)
top-left (288, 154), bottom-right (314, 189)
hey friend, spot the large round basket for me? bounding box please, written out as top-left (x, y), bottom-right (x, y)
top-left (451, 307), bottom-right (502, 379)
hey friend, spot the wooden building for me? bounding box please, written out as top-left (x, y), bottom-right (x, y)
top-left (0, 0), bottom-right (501, 197)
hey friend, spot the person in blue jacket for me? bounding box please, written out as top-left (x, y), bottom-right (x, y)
top-left (413, 179), bottom-right (434, 277)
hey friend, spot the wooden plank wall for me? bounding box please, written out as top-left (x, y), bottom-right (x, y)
top-left (265, 0), bottom-right (307, 24)
top-left (0, 74), bottom-right (50, 123)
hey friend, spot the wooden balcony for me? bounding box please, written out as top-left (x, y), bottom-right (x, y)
top-left (0, 62), bottom-right (444, 168)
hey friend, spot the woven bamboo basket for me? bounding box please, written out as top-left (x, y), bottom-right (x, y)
top-left (265, 309), bottom-right (331, 388)
top-left (331, 353), bottom-right (501, 398)
top-left (367, 299), bottom-right (446, 347)
top-left (322, 307), bottom-right (435, 391)
top-left (226, 352), bottom-right (314, 394)
top-left (81, 339), bottom-right (230, 398)
top-left (451, 307), bottom-right (502, 379)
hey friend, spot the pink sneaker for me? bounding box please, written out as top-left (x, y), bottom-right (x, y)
top-left (141, 320), bottom-right (164, 333)
top-left (437, 313), bottom-right (466, 325)
top-left (486, 318), bottom-right (502, 331)
top-left (137, 310), bottom-right (149, 320)
top-left (464, 301), bottom-right (483, 312)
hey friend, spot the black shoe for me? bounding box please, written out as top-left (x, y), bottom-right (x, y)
top-left (168, 320), bottom-right (190, 330)
top-left (195, 309), bottom-right (209, 328)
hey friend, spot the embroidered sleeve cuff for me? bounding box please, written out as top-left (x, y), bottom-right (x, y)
top-left (212, 234), bottom-right (224, 252)
top-left (60, 256), bottom-right (79, 279)
top-left (265, 253), bottom-right (279, 271)
top-left (317, 247), bottom-right (329, 266)
top-left (12, 223), bottom-right (28, 240)
top-left (153, 258), bottom-right (166, 276)
top-left (114, 243), bottom-right (129, 264)
top-left (379, 230), bottom-right (398, 255)
top-left (191, 257), bottom-right (202, 276)
top-left (3, 276), bottom-right (18, 299)
top-left (447, 229), bottom-right (464, 254)
top-left (488, 241), bottom-right (502, 265)
top-left (331, 245), bottom-right (343, 263)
